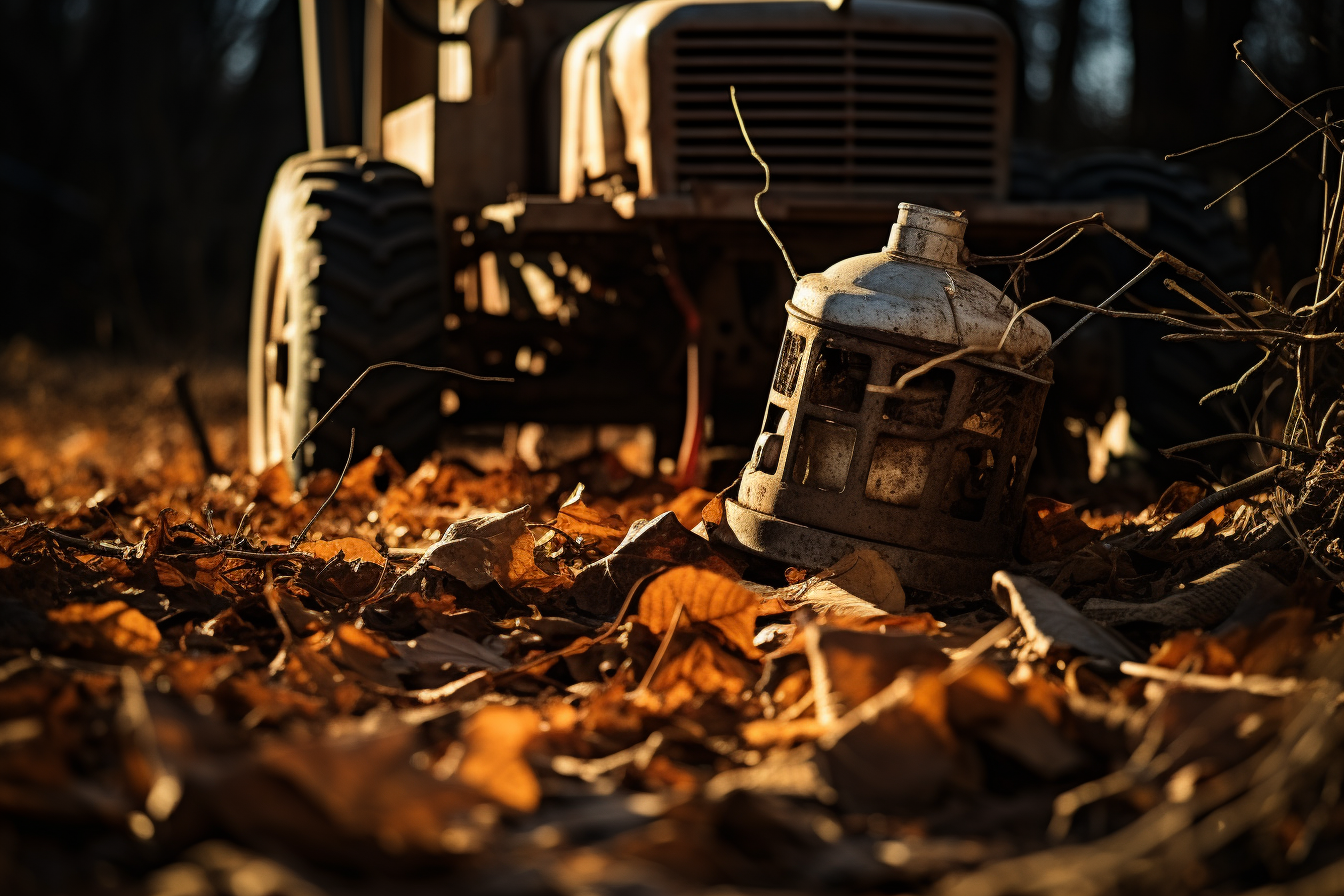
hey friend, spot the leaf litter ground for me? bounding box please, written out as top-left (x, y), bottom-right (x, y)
top-left (2, 348), bottom-right (1343, 896)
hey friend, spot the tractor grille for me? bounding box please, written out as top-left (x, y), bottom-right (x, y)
top-left (671, 28), bottom-right (1003, 193)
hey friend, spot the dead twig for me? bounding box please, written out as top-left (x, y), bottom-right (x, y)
top-left (1117, 661), bottom-right (1304, 697)
top-left (802, 618), bottom-right (837, 726)
top-left (1161, 434), bottom-right (1318, 459)
top-left (171, 367), bottom-right (221, 477)
top-left (629, 600), bottom-right (684, 698)
top-left (730, 85), bottom-right (799, 282)
top-left (290, 428), bottom-right (355, 548)
top-left (290, 361), bottom-right (512, 462)
top-left (1144, 464), bottom-right (1289, 547)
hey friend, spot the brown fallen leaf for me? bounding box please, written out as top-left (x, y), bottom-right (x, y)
top-left (305, 537), bottom-right (385, 566)
top-left (1152, 480), bottom-right (1207, 517)
top-left (394, 630), bottom-right (511, 672)
top-left (328, 623), bottom-right (405, 688)
top-left (1148, 630), bottom-right (1241, 676)
top-left (946, 662), bottom-right (1086, 778)
top-left (1239, 608), bottom-right (1315, 676)
top-left (556, 484), bottom-right (628, 555)
top-left (641, 566), bottom-right (761, 657)
top-left (822, 670), bottom-right (968, 811)
top-left (407, 505), bottom-right (563, 591)
top-left (641, 635), bottom-right (755, 714)
top-left (456, 704), bottom-right (542, 812)
top-left (252, 462), bottom-right (295, 506)
top-left (820, 628), bottom-right (950, 710)
top-left (336, 449), bottom-right (405, 503)
top-left (992, 571), bottom-right (1143, 664)
top-left (654, 487), bottom-right (715, 530)
top-left (256, 724), bottom-right (483, 854)
top-left (1020, 496), bottom-right (1100, 562)
top-left (746, 549), bottom-right (906, 618)
top-left (48, 600), bottom-right (161, 657)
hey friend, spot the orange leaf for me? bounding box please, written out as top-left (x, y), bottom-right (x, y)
top-left (654, 487), bottom-right (715, 530)
top-left (456, 705), bottom-right (541, 812)
top-left (1020, 496), bottom-right (1099, 562)
top-left (556, 485), bottom-right (628, 555)
top-left (306, 537), bottom-right (385, 566)
top-left (48, 600), bottom-right (161, 657)
top-left (329, 623), bottom-right (403, 688)
top-left (253, 462), bottom-right (295, 506)
top-left (641, 566), bottom-right (760, 657)
top-left (644, 637), bottom-right (754, 714)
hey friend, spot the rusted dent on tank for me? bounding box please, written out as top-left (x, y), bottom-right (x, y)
top-left (714, 203), bottom-right (1054, 594)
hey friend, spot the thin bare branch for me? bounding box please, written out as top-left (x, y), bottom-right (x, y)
top-left (731, 85), bottom-right (799, 282)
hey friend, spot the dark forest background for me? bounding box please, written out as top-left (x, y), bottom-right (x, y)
top-left (2, 0), bottom-right (1343, 356)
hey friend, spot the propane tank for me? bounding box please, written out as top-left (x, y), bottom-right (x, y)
top-left (715, 203), bottom-right (1053, 593)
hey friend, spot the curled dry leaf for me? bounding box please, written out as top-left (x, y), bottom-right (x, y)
top-left (556, 484), bottom-right (628, 555)
top-left (411, 505), bottom-right (564, 591)
top-left (992, 571), bottom-right (1143, 664)
top-left (47, 600), bottom-right (161, 657)
top-left (946, 662), bottom-right (1086, 779)
top-left (653, 486), bottom-right (715, 531)
top-left (810, 550), bottom-right (905, 614)
top-left (335, 450), bottom-right (405, 503)
top-left (252, 462), bottom-right (295, 506)
top-left (750, 549), bottom-right (906, 618)
top-left (640, 566), bottom-right (761, 658)
top-left (570, 511), bottom-right (733, 616)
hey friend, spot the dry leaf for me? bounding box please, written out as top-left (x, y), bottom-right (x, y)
top-left (1020, 497), bottom-right (1100, 562)
top-left (946, 663), bottom-right (1085, 778)
top-left (822, 670), bottom-right (966, 811)
top-left (256, 725), bottom-right (481, 853)
top-left (305, 537), bottom-right (385, 566)
top-left (556, 484), bottom-right (628, 555)
top-left (655, 487), bottom-right (715, 530)
top-left (336, 449), bottom-right (405, 503)
top-left (570, 511), bottom-right (731, 616)
top-left (253, 462), bottom-right (295, 506)
top-left (641, 566), bottom-right (761, 657)
top-left (394, 630), bottom-right (510, 672)
top-left (992, 571), bottom-right (1143, 664)
top-left (821, 629), bottom-right (950, 709)
top-left (329, 624), bottom-right (405, 688)
top-left (1152, 481), bottom-right (1207, 517)
top-left (48, 600), bottom-right (161, 656)
top-left (644, 636), bottom-right (755, 714)
top-left (1240, 608), bottom-right (1315, 676)
top-left (456, 705), bottom-right (541, 812)
top-left (414, 505), bottom-right (559, 590)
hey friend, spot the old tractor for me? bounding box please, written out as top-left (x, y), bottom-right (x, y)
top-left (248, 0), bottom-right (1244, 486)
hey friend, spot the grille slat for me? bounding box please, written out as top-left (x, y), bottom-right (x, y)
top-left (668, 25), bottom-right (1005, 193)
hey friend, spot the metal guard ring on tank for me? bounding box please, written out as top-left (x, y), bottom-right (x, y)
top-left (783, 302), bottom-right (1054, 386)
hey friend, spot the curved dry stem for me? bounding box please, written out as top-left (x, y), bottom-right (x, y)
top-left (1166, 85), bottom-right (1344, 160)
top-left (730, 85), bottom-right (799, 283)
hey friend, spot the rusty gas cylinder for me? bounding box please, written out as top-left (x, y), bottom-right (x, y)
top-left (714, 203), bottom-right (1053, 593)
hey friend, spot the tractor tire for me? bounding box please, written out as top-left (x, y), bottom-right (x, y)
top-left (247, 147), bottom-right (444, 479)
top-left (1024, 152), bottom-right (1254, 488)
